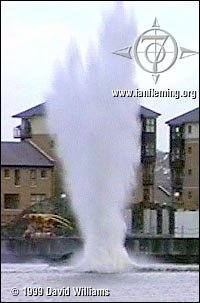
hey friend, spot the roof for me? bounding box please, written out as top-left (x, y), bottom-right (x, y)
top-left (1, 141), bottom-right (54, 167)
top-left (166, 107), bottom-right (199, 126)
top-left (12, 102), bottom-right (161, 119)
top-left (12, 103), bottom-right (46, 118)
top-left (140, 106), bottom-right (161, 118)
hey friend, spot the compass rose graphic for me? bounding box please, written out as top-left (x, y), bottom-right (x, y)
top-left (112, 18), bottom-right (199, 84)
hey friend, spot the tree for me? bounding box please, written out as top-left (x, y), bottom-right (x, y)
top-left (1, 196), bottom-right (79, 238)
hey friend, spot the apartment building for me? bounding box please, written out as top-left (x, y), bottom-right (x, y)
top-left (136, 106), bottom-right (161, 206)
top-left (166, 107), bottom-right (199, 210)
top-left (12, 103), bottom-right (55, 158)
top-left (129, 106), bottom-right (160, 233)
top-left (1, 103), bottom-right (160, 226)
top-left (12, 102), bottom-right (64, 197)
top-left (1, 141), bottom-right (54, 225)
top-left (12, 102), bottom-right (160, 203)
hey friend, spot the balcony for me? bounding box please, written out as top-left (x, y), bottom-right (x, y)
top-left (13, 126), bottom-right (32, 139)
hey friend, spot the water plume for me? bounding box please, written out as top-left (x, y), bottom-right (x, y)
top-left (47, 2), bottom-right (140, 273)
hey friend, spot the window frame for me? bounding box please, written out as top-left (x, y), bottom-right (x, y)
top-left (188, 125), bottom-right (192, 134)
top-left (172, 126), bottom-right (182, 139)
top-left (145, 118), bottom-right (155, 133)
top-left (41, 169), bottom-right (48, 179)
top-left (145, 142), bottom-right (155, 156)
top-left (30, 169), bottom-right (37, 187)
top-left (4, 194), bottom-right (20, 210)
top-left (14, 169), bottom-right (21, 186)
top-left (188, 191), bottom-right (192, 199)
top-left (4, 169), bottom-right (10, 179)
top-left (143, 188), bottom-right (150, 203)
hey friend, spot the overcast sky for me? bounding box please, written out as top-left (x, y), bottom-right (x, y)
top-left (1, 1), bottom-right (199, 151)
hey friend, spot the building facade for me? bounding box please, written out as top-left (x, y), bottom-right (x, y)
top-left (166, 107), bottom-right (199, 210)
top-left (140, 106), bottom-right (160, 206)
top-left (13, 103), bottom-right (55, 158)
top-left (2, 103), bottom-right (160, 226)
top-left (12, 103), bottom-right (64, 197)
top-left (1, 141), bottom-right (54, 225)
top-left (131, 106), bottom-right (160, 233)
top-left (12, 103), bottom-right (160, 205)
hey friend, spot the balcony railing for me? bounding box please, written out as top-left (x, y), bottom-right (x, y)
top-left (13, 127), bottom-right (32, 139)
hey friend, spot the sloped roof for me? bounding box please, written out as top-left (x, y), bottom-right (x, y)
top-left (12, 103), bottom-right (46, 118)
top-left (12, 102), bottom-right (161, 119)
top-left (166, 107), bottom-right (199, 126)
top-left (140, 106), bottom-right (161, 118)
top-left (1, 141), bottom-right (54, 167)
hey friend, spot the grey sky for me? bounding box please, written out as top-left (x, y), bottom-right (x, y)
top-left (1, 1), bottom-right (199, 151)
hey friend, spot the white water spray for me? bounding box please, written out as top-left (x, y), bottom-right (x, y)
top-left (47, 2), bottom-right (140, 273)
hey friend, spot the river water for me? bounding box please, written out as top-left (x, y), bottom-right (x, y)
top-left (2, 262), bottom-right (199, 302)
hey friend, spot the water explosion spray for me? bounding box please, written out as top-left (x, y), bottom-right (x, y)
top-left (47, 2), bottom-right (140, 273)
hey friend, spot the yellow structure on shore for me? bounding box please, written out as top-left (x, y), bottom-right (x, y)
top-left (23, 214), bottom-right (73, 239)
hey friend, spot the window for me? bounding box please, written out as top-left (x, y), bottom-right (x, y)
top-left (14, 169), bottom-right (20, 186)
top-left (188, 146), bottom-right (192, 154)
top-left (4, 194), bottom-right (20, 209)
top-left (188, 169), bottom-right (192, 175)
top-left (143, 166), bottom-right (154, 184)
top-left (143, 188), bottom-right (150, 203)
top-left (145, 118), bottom-right (155, 133)
top-left (31, 194), bottom-right (46, 204)
top-left (188, 191), bottom-right (192, 199)
top-left (188, 125), bottom-right (192, 134)
top-left (30, 169), bottom-right (37, 186)
top-left (4, 169), bottom-right (10, 178)
top-left (172, 147), bottom-right (181, 160)
top-left (41, 169), bottom-right (48, 178)
top-left (145, 142), bottom-right (155, 156)
top-left (172, 126), bottom-right (181, 139)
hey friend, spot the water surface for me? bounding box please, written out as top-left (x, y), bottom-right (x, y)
top-left (2, 263), bottom-right (199, 302)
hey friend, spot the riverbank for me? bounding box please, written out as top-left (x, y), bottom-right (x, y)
top-left (1, 236), bottom-right (199, 264)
